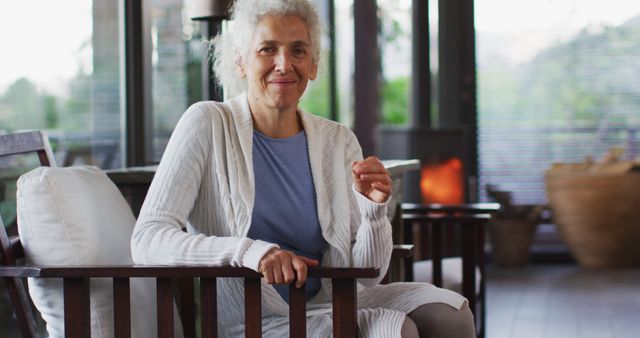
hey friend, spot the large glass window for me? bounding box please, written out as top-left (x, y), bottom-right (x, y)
top-left (378, 0), bottom-right (412, 126)
top-left (0, 0), bottom-right (123, 221)
top-left (298, 0), bottom-right (334, 119)
top-left (147, 0), bottom-right (337, 163)
top-left (148, 0), bottom-right (204, 162)
top-left (334, 0), bottom-right (439, 127)
top-left (334, 0), bottom-right (355, 127)
top-left (0, 0), bottom-right (123, 169)
top-left (476, 0), bottom-right (640, 204)
top-left (0, 1), bottom-right (123, 334)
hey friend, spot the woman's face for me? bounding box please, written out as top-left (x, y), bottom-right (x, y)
top-left (238, 15), bottom-right (317, 112)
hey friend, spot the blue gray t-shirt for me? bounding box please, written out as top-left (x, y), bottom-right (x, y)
top-left (247, 130), bottom-right (328, 303)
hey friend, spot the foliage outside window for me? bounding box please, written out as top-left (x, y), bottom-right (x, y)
top-left (0, 1), bottom-right (122, 335)
top-left (476, 0), bottom-right (640, 204)
top-left (297, 0), bottom-right (333, 120)
top-left (299, 50), bottom-right (332, 119)
top-left (378, 0), bottom-right (439, 126)
top-left (378, 0), bottom-right (411, 126)
top-left (0, 0), bottom-right (123, 225)
top-left (0, 1), bottom-right (122, 168)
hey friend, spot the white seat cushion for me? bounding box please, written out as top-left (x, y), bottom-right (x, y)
top-left (413, 257), bottom-right (482, 295)
top-left (17, 166), bottom-right (183, 338)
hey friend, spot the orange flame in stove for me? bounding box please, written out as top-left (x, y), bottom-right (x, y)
top-left (420, 158), bottom-right (464, 204)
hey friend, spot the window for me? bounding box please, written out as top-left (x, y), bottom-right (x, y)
top-left (334, 0), bottom-right (355, 127)
top-left (0, 0), bottom-right (124, 169)
top-left (333, 0), bottom-right (439, 127)
top-left (148, 0), bottom-right (204, 162)
top-left (298, 0), bottom-right (334, 120)
top-left (147, 0), bottom-right (337, 161)
top-left (379, 0), bottom-right (412, 126)
top-left (476, 0), bottom-right (640, 204)
top-left (0, 0), bottom-right (123, 230)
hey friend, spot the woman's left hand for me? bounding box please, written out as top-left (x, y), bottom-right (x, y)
top-left (352, 156), bottom-right (392, 203)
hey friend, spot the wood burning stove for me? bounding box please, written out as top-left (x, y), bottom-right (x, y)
top-left (376, 0), bottom-right (477, 204)
top-left (377, 126), bottom-right (471, 203)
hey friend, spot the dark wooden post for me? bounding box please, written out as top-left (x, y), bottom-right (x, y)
top-left (157, 278), bottom-right (175, 338)
top-left (64, 278), bottom-right (90, 338)
top-left (178, 278), bottom-right (196, 338)
top-left (332, 278), bottom-right (357, 338)
top-left (113, 278), bottom-right (131, 338)
top-left (438, 0), bottom-right (478, 199)
top-left (201, 278), bottom-right (218, 338)
top-left (461, 219), bottom-right (477, 316)
top-left (431, 220), bottom-right (443, 287)
top-left (289, 283), bottom-right (307, 337)
top-left (244, 278), bottom-right (262, 338)
top-left (124, 0), bottom-right (151, 166)
top-left (353, 0), bottom-right (380, 157)
top-left (412, 0), bottom-right (431, 127)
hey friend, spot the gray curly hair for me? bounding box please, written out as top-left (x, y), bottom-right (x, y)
top-left (210, 0), bottom-right (322, 99)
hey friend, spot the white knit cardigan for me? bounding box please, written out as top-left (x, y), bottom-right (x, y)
top-left (131, 94), bottom-right (465, 337)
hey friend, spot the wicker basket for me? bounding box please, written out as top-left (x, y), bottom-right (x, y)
top-left (545, 169), bottom-right (640, 268)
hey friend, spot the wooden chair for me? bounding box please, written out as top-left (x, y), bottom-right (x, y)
top-left (0, 215), bottom-right (376, 338)
top-left (401, 202), bottom-right (500, 338)
top-left (0, 131), bottom-right (56, 234)
top-left (0, 131), bottom-right (56, 168)
top-left (0, 131), bottom-right (381, 338)
top-left (0, 130), bottom-right (56, 337)
top-left (0, 215), bottom-right (39, 338)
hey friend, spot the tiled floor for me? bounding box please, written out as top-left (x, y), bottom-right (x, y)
top-left (487, 264), bottom-right (640, 338)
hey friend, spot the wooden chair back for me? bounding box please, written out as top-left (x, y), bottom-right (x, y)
top-left (402, 203), bottom-right (500, 338)
top-left (0, 130), bottom-right (56, 167)
top-left (0, 131), bottom-right (379, 338)
top-left (0, 216), bottom-right (39, 338)
top-left (0, 130), bottom-right (55, 337)
top-left (2, 210), bottom-right (375, 338)
top-left (0, 131), bottom-right (56, 232)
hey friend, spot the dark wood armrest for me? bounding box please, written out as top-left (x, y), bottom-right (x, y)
top-left (8, 236), bottom-right (24, 260)
top-left (402, 202), bottom-right (500, 214)
top-left (392, 244), bottom-right (414, 258)
top-left (309, 266), bottom-right (380, 278)
top-left (403, 213), bottom-right (491, 223)
top-left (0, 265), bottom-right (380, 279)
top-left (0, 264), bottom-right (379, 338)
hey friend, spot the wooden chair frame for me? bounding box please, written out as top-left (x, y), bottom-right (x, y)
top-left (0, 131), bottom-right (56, 167)
top-left (401, 203), bottom-right (500, 338)
top-left (0, 131), bottom-right (389, 337)
top-left (1, 131), bottom-right (56, 337)
top-left (0, 131), bottom-right (56, 234)
top-left (0, 215), bottom-right (39, 338)
top-left (0, 213), bottom-right (378, 338)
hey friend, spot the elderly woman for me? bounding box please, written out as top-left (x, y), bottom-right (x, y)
top-left (131, 0), bottom-right (474, 337)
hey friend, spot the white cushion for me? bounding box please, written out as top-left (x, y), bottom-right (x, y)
top-left (17, 166), bottom-right (183, 338)
top-left (413, 257), bottom-right (482, 295)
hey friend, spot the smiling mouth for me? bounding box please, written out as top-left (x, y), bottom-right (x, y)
top-left (268, 79), bottom-right (296, 85)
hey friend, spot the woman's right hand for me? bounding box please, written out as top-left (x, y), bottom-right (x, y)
top-left (258, 248), bottom-right (319, 288)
